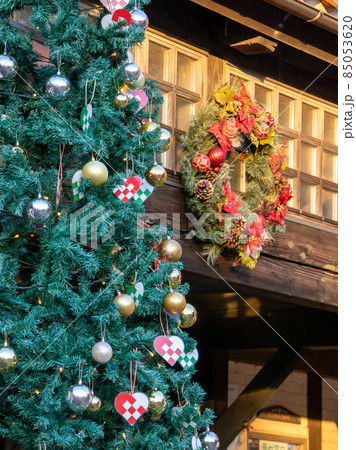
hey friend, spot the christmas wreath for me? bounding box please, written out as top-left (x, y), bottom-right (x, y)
top-left (181, 81), bottom-right (292, 268)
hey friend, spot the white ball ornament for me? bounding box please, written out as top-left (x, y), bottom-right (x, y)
top-left (92, 339), bottom-right (113, 363)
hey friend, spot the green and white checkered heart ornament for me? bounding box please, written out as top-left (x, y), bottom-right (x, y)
top-left (126, 282), bottom-right (144, 306)
top-left (182, 407), bottom-right (201, 433)
top-left (80, 103), bottom-right (93, 133)
top-left (192, 436), bottom-right (203, 450)
top-left (178, 348), bottom-right (199, 371)
top-left (132, 177), bottom-right (154, 205)
top-left (72, 170), bottom-right (84, 201)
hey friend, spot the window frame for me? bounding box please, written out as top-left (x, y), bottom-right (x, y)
top-left (134, 30), bottom-right (208, 172)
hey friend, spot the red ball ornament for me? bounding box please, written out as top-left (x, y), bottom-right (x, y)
top-left (192, 154), bottom-right (211, 173)
top-left (208, 147), bottom-right (226, 167)
top-left (212, 166), bottom-right (220, 173)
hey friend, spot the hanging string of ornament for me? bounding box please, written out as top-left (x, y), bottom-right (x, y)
top-left (180, 81), bottom-right (293, 268)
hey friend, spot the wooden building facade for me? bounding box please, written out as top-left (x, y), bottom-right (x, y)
top-left (10, 0), bottom-right (338, 449)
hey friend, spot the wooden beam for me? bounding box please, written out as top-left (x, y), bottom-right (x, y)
top-left (189, 0), bottom-right (338, 66)
top-left (308, 373), bottom-right (322, 450)
top-left (214, 348), bottom-right (305, 449)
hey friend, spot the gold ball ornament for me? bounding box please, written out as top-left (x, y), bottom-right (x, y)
top-left (145, 163), bottom-right (167, 187)
top-left (140, 120), bottom-right (160, 134)
top-left (0, 343), bottom-right (18, 373)
top-left (113, 92), bottom-right (129, 109)
top-left (88, 394), bottom-right (102, 412)
top-left (82, 160), bottom-right (108, 186)
top-left (179, 303), bottom-right (197, 328)
top-left (114, 292), bottom-right (135, 317)
top-left (167, 268), bottom-right (182, 288)
top-left (160, 128), bottom-right (173, 152)
top-left (164, 291), bottom-right (186, 315)
top-left (124, 72), bottom-right (146, 90)
top-left (147, 389), bottom-right (167, 416)
top-left (158, 238), bottom-right (182, 262)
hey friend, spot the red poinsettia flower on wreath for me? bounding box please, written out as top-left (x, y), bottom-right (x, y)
top-left (207, 117), bottom-right (234, 153)
top-left (222, 181), bottom-right (242, 214)
top-left (267, 184), bottom-right (293, 225)
top-left (235, 107), bottom-right (254, 135)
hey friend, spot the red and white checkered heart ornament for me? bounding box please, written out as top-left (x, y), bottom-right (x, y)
top-left (100, 0), bottom-right (129, 13)
top-left (154, 335), bottom-right (185, 366)
top-left (113, 176), bottom-right (141, 203)
top-left (115, 392), bottom-right (149, 425)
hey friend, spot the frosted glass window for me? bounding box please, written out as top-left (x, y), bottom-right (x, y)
top-left (322, 189), bottom-right (338, 221)
top-left (300, 181), bottom-right (320, 215)
top-left (177, 53), bottom-right (197, 91)
top-left (301, 143), bottom-right (320, 176)
top-left (148, 42), bottom-right (169, 81)
top-left (176, 97), bottom-right (194, 131)
top-left (255, 85), bottom-right (271, 109)
top-left (284, 139), bottom-right (296, 169)
top-left (302, 103), bottom-right (317, 136)
top-left (324, 112), bottom-right (338, 144)
top-left (279, 94), bottom-right (294, 128)
top-left (323, 151), bottom-right (338, 183)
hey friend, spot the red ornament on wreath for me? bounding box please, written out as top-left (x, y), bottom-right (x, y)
top-left (192, 154), bottom-right (211, 173)
top-left (208, 147), bottom-right (226, 167)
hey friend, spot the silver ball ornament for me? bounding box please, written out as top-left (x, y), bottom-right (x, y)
top-left (66, 383), bottom-right (91, 412)
top-left (92, 339), bottom-right (113, 363)
top-left (124, 72), bottom-right (145, 90)
top-left (0, 53), bottom-right (18, 80)
top-left (130, 8), bottom-right (149, 30)
top-left (27, 195), bottom-right (53, 223)
top-left (0, 344), bottom-right (18, 373)
top-left (46, 73), bottom-right (71, 100)
top-left (199, 427), bottom-right (220, 450)
top-left (123, 63), bottom-right (141, 82)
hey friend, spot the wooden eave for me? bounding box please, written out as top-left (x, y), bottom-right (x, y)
top-left (145, 0), bottom-right (338, 103)
top-left (146, 174), bottom-right (338, 311)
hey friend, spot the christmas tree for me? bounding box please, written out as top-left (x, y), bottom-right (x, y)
top-left (0, 1), bottom-right (216, 448)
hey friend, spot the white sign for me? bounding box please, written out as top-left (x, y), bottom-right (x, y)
top-left (259, 440), bottom-right (288, 450)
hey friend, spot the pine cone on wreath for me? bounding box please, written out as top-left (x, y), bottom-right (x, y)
top-left (273, 171), bottom-right (288, 194)
top-left (194, 179), bottom-right (214, 200)
top-left (225, 217), bottom-right (246, 248)
top-left (201, 169), bottom-right (218, 184)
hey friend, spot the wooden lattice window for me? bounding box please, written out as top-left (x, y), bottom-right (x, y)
top-left (135, 31), bottom-right (207, 172)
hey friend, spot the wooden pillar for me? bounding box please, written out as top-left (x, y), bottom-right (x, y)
top-left (307, 373), bottom-right (322, 450)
